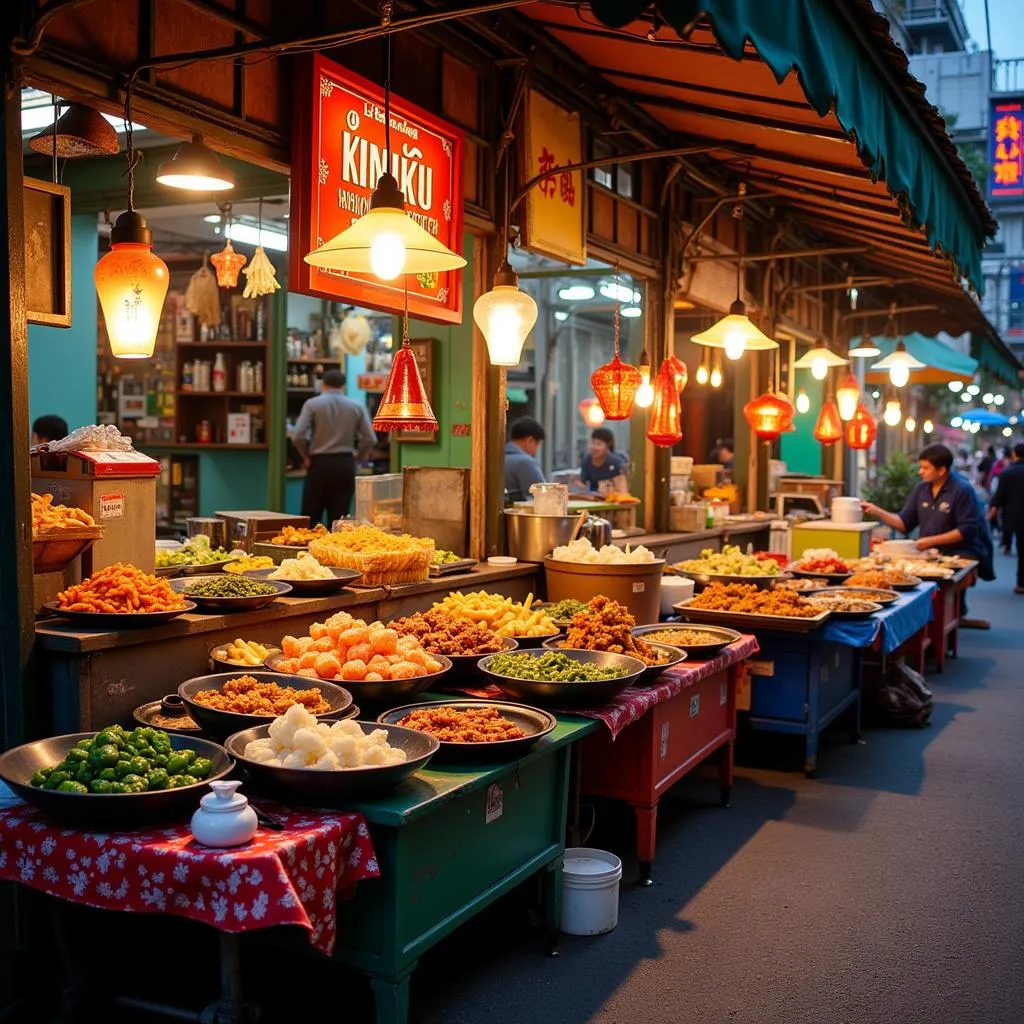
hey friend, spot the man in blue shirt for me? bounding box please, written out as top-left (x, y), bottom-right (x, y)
top-left (579, 427), bottom-right (628, 492)
top-left (504, 417), bottom-right (546, 501)
top-left (862, 444), bottom-right (989, 628)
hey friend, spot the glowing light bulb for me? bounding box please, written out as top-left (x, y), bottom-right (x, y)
top-left (1003, 427), bottom-right (1013, 438)
top-left (889, 363), bottom-right (910, 388)
top-left (922, 419), bottom-right (934, 434)
top-left (696, 363), bottom-right (709, 386)
top-left (883, 400), bottom-right (902, 427)
top-left (948, 380), bottom-right (964, 393)
top-left (368, 231), bottom-right (406, 280)
top-left (811, 356), bottom-right (828, 381)
top-left (994, 394), bottom-right (1006, 406)
top-left (904, 416), bottom-right (916, 432)
top-left (710, 366), bottom-right (723, 388)
top-left (634, 372), bottom-right (655, 409)
top-left (796, 389), bottom-right (811, 415)
top-left (724, 330), bottom-right (746, 361)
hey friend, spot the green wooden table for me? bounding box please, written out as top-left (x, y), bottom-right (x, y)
top-left (328, 710), bottom-right (598, 1024)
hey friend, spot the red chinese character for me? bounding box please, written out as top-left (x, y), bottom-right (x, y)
top-left (995, 114), bottom-right (1022, 143)
top-left (559, 170), bottom-right (576, 207)
top-left (538, 147), bottom-right (557, 197)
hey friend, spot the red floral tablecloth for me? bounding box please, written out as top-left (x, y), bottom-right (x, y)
top-left (0, 801), bottom-right (378, 955)
top-left (449, 634), bottom-right (759, 738)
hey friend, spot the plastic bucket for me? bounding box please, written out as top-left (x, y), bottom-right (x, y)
top-left (561, 847), bottom-right (623, 936)
top-left (543, 557), bottom-right (665, 624)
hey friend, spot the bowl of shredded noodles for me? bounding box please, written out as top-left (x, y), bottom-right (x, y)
top-left (243, 554), bottom-right (363, 596)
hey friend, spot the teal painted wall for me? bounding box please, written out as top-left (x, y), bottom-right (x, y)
top-left (393, 234), bottom-right (475, 472)
top-left (28, 213), bottom-right (98, 433)
top-left (781, 377), bottom-right (825, 475)
top-left (196, 451), bottom-right (271, 515)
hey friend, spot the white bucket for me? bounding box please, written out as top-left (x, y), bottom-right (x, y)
top-left (561, 847), bottom-right (622, 936)
top-left (830, 497), bottom-right (863, 524)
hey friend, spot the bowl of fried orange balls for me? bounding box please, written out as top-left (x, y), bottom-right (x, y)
top-left (265, 610), bottom-right (452, 706)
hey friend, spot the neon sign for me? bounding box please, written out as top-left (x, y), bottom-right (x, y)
top-left (990, 100), bottom-right (1024, 199)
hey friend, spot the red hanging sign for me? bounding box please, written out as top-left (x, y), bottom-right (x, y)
top-left (289, 55), bottom-right (464, 324)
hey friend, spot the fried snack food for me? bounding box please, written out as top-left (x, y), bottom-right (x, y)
top-left (193, 674), bottom-right (332, 715)
top-left (687, 582), bottom-right (820, 617)
top-left (269, 553), bottom-right (335, 581)
top-left (557, 596), bottom-right (667, 666)
top-left (224, 555), bottom-right (275, 574)
top-left (32, 492), bottom-right (96, 532)
top-left (806, 595), bottom-right (878, 613)
top-left (776, 577), bottom-right (828, 591)
top-left (309, 525), bottom-right (434, 585)
top-left (430, 590), bottom-right (557, 638)
top-left (56, 563), bottom-right (187, 614)
top-left (276, 611), bottom-right (445, 682)
top-left (845, 570), bottom-right (918, 589)
top-left (640, 628), bottom-right (729, 647)
top-left (388, 610), bottom-right (507, 656)
top-left (398, 706), bottom-right (526, 743)
top-left (271, 524), bottom-right (329, 546)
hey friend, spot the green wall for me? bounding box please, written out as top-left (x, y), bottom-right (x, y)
top-left (781, 376), bottom-right (825, 475)
top-left (28, 213), bottom-right (98, 434)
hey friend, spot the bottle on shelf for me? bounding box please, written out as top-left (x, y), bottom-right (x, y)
top-left (213, 352), bottom-right (227, 392)
top-left (253, 361), bottom-right (264, 393)
top-left (181, 361), bottom-right (193, 392)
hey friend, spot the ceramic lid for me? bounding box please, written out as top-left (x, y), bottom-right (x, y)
top-left (198, 780), bottom-right (248, 813)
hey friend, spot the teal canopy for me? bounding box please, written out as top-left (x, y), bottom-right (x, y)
top-left (970, 333), bottom-right (1021, 388)
top-left (857, 332), bottom-right (977, 384)
top-left (588, 0), bottom-right (993, 291)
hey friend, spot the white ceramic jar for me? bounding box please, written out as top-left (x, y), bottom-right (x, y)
top-left (190, 780), bottom-right (259, 848)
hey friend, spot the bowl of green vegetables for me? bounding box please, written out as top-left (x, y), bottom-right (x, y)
top-left (0, 724), bottom-right (232, 825)
top-left (543, 598), bottom-right (591, 629)
top-left (170, 574), bottom-right (292, 612)
top-left (155, 536), bottom-right (241, 577)
top-left (476, 649), bottom-right (644, 708)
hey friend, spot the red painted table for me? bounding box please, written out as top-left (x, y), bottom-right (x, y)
top-left (925, 563), bottom-right (977, 672)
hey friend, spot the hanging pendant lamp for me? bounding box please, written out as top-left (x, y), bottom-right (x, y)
top-left (94, 96), bottom-right (169, 359)
top-left (634, 348), bottom-right (655, 409)
top-left (813, 396), bottom-right (843, 445)
top-left (883, 397), bottom-right (903, 427)
top-left (578, 398), bottom-right (606, 428)
top-left (695, 349), bottom-right (710, 386)
top-left (848, 329), bottom-right (881, 359)
top-left (646, 361), bottom-right (682, 447)
top-left (473, 259), bottom-right (538, 366)
top-left (210, 235), bottom-right (247, 289)
top-left (666, 354), bottom-right (688, 394)
top-left (29, 102), bottom-right (118, 158)
top-left (157, 133), bottom-right (235, 192)
top-left (373, 285), bottom-right (438, 433)
top-left (835, 372), bottom-right (861, 421)
top-left (871, 340), bottom-right (925, 389)
top-left (793, 343), bottom-right (848, 381)
top-left (795, 388), bottom-right (811, 415)
top-left (591, 282), bottom-right (641, 419)
top-left (744, 390), bottom-right (796, 442)
top-left (304, 34), bottom-right (465, 281)
top-left (709, 351), bottom-right (723, 388)
top-left (845, 403), bottom-right (877, 450)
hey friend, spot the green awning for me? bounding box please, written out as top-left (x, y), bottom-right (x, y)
top-left (588, 0), bottom-right (993, 292)
top-left (857, 332), bottom-right (977, 385)
top-left (970, 332), bottom-right (1021, 387)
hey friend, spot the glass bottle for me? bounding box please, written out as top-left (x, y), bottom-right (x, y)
top-left (213, 352), bottom-right (227, 392)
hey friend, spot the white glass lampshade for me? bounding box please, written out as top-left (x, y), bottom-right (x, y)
top-left (473, 266), bottom-right (538, 367)
top-left (793, 344), bottom-right (848, 377)
top-left (691, 300), bottom-right (778, 356)
top-left (848, 332), bottom-right (881, 359)
top-left (870, 341), bottom-right (925, 389)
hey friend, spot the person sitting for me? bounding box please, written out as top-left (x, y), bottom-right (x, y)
top-left (504, 417), bottom-right (546, 502)
top-left (579, 427), bottom-right (628, 493)
top-left (31, 414), bottom-right (68, 447)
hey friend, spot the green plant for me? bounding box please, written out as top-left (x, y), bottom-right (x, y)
top-left (862, 451), bottom-right (918, 513)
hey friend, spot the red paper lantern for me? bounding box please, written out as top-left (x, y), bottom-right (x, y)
top-left (373, 339), bottom-right (438, 432)
top-left (578, 398), bottom-right (606, 428)
top-left (646, 361), bottom-right (682, 447)
top-left (845, 402), bottom-right (877, 450)
top-left (591, 353), bottom-right (642, 420)
top-left (667, 354), bottom-right (688, 393)
top-left (743, 390), bottom-right (795, 442)
top-left (813, 396), bottom-right (843, 445)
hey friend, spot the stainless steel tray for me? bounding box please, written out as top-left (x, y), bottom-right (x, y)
top-left (673, 599), bottom-right (831, 633)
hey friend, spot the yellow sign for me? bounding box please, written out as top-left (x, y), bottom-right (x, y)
top-left (521, 90), bottom-right (585, 265)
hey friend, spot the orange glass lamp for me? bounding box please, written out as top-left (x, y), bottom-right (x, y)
top-left (845, 403), bottom-right (877, 450)
top-left (835, 372), bottom-right (861, 421)
top-left (372, 319), bottom-right (437, 433)
top-left (813, 396), bottom-right (844, 445)
top-left (667, 354), bottom-right (688, 393)
top-left (94, 211), bottom-right (170, 358)
top-left (744, 390), bottom-right (795, 442)
top-left (579, 398), bottom-right (606, 428)
top-left (591, 300), bottom-right (641, 420)
top-left (646, 361), bottom-right (682, 447)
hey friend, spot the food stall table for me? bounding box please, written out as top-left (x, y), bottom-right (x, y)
top-left (0, 797), bottom-right (378, 1020)
top-left (923, 563), bottom-right (977, 672)
top-left (741, 585), bottom-right (935, 776)
top-left (323, 715), bottom-right (597, 1024)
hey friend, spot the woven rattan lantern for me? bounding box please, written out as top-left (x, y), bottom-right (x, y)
top-left (591, 299), bottom-right (641, 420)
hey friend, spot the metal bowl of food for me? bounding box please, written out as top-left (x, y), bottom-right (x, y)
top-left (264, 652), bottom-right (452, 707)
top-left (804, 595), bottom-right (883, 620)
top-left (816, 586), bottom-right (900, 606)
top-left (209, 640), bottom-right (283, 672)
top-left (178, 671), bottom-right (353, 740)
top-left (0, 731), bottom-right (233, 825)
top-left (133, 694), bottom-right (203, 735)
top-left (440, 636), bottom-right (519, 680)
top-left (541, 636), bottom-right (686, 686)
top-left (170, 575), bottom-right (292, 612)
top-left (377, 699), bottom-right (556, 763)
top-left (503, 631), bottom-right (561, 650)
top-left (224, 721), bottom-right (438, 802)
top-left (476, 648), bottom-right (644, 707)
top-left (676, 570), bottom-right (782, 591)
top-left (241, 566), bottom-right (363, 597)
top-left (632, 624), bottom-right (742, 658)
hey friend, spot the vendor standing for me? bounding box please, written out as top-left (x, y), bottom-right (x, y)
top-left (862, 443), bottom-right (990, 627)
top-left (579, 427), bottom-right (628, 493)
top-left (291, 369), bottom-right (376, 526)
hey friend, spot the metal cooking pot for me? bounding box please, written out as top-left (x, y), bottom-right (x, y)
top-left (578, 514), bottom-right (612, 548)
top-left (503, 510), bottom-right (577, 563)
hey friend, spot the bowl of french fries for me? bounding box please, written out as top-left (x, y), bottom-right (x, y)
top-left (428, 590), bottom-right (561, 649)
top-left (31, 492), bottom-right (103, 574)
top-left (209, 638), bottom-right (282, 672)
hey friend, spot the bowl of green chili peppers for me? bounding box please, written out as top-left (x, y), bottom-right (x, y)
top-left (170, 574), bottom-right (292, 612)
top-left (0, 724), bottom-right (233, 825)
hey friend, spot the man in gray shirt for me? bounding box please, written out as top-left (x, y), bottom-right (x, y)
top-left (504, 416), bottom-right (546, 501)
top-left (292, 369), bottom-right (376, 525)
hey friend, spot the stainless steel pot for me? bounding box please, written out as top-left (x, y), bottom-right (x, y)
top-left (503, 510), bottom-right (578, 563)
top-left (578, 514), bottom-right (612, 548)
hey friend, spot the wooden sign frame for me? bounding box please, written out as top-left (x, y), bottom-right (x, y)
top-left (24, 177), bottom-right (72, 327)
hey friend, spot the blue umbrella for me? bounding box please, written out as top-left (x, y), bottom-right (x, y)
top-left (959, 409), bottom-right (1011, 426)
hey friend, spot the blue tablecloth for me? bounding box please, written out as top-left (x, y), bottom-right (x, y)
top-left (819, 582), bottom-right (936, 653)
